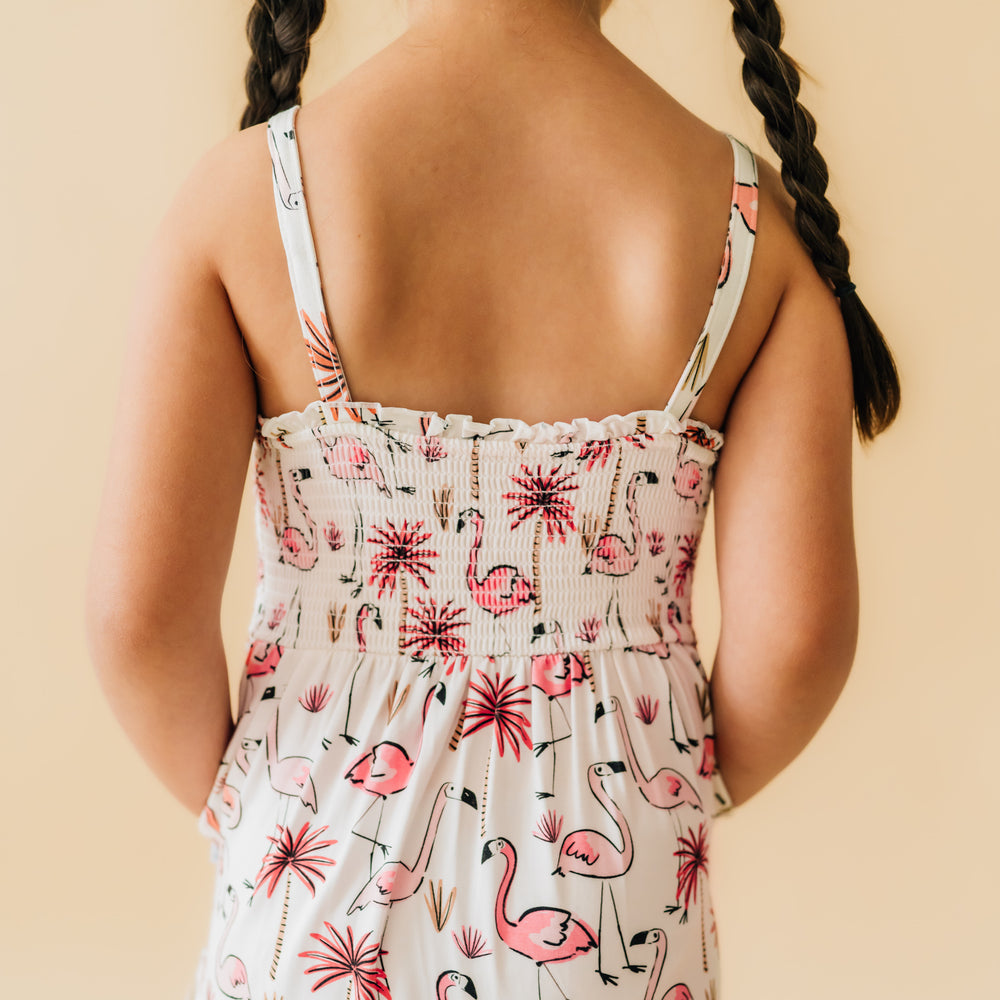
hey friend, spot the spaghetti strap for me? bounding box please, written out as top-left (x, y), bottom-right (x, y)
top-left (664, 134), bottom-right (759, 423)
top-left (267, 104), bottom-right (353, 404)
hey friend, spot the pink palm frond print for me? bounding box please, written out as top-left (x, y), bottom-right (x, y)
top-left (323, 521), bottom-right (345, 552)
top-left (577, 438), bottom-right (614, 471)
top-left (301, 309), bottom-right (350, 403)
top-left (461, 668), bottom-right (533, 760)
top-left (254, 823), bottom-right (336, 899)
top-left (298, 684), bottom-right (333, 714)
top-left (634, 694), bottom-right (659, 725)
top-left (623, 431), bottom-right (653, 448)
top-left (367, 518), bottom-right (438, 597)
top-left (299, 923), bottom-right (390, 999)
top-left (452, 925), bottom-right (492, 959)
top-left (503, 464), bottom-right (578, 540)
top-left (674, 822), bottom-right (709, 918)
top-left (576, 617), bottom-right (602, 643)
top-left (401, 596), bottom-right (469, 662)
top-left (683, 424), bottom-right (721, 451)
top-left (533, 809), bottom-right (564, 843)
top-left (647, 530), bottom-right (666, 557)
top-left (417, 436), bottom-right (448, 462)
top-left (673, 533), bottom-right (701, 597)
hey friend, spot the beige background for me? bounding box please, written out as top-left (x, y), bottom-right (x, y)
top-left (3, 0), bottom-right (997, 996)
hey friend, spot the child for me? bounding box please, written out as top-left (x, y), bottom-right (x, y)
top-left (86, 2), bottom-right (899, 996)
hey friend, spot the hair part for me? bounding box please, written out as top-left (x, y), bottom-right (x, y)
top-left (240, 0), bottom-right (327, 132)
top-left (729, 0), bottom-right (900, 440)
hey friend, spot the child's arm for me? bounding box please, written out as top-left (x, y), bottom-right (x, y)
top-left (709, 231), bottom-right (859, 808)
top-left (85, 141), bottom-right (257, 815)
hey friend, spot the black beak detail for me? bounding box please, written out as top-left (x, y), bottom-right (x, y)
top-left (461, 787), bottom-right (478, 809)
top-left (594, 702), bottom-right (607, 721)
top-left (608, 760), bottom-right (626, 773)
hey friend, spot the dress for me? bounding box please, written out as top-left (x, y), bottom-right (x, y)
top-left (192, 103), bottom-right (758, 1000)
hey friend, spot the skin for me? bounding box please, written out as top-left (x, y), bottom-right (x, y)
top-left (85, 0), bottom-right (857, 813)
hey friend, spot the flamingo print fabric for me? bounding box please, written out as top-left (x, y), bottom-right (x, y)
top-left (190, 104), bottom-right (758, 1000)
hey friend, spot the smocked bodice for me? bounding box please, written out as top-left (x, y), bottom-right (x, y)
top-left (248, 399), bottom-right (723, 661)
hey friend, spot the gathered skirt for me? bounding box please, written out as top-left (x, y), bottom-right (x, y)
top-left (192, 641), bottom-right (730, 1000)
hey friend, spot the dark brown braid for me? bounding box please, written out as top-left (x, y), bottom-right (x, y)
top-left (729, 0), bottom-right (900, 440)
top-left (239, 0), bottom-right (327, 131)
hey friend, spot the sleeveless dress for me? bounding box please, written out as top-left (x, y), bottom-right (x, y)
top-left (192, 103), bottom-right (758, 1000)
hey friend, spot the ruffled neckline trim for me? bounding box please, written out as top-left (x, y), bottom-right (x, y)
top-left (255, 398), bottom-right (724, 453)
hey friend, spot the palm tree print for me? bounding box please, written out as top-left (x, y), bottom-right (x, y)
top-left (254, 823), bottom-right (337, 977)
top-left (672, 533), bottom-right (700, 597)
top-left (461, 667), bottom-right (533, 760)
top-left (673, 822), bottom-right (708, 917)
top-left (401, 595), bottom-right (469, 676)
top-left (299, 923), bottom-right (391, 999)
top-left (672, 822), bottom-right (711, 971)
top-left (367, 518), bottom-right (439, 652)
top-left (503, 463), bottom-right (578, 613)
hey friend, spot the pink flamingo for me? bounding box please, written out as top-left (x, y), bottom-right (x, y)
top-left (348, 781), bottom-right (477, 912)
top-left (585, 471), bottom-right (659, 577)
top-left (594, 696), bottom-right (702, 813)
top-left (238, 638), bottom-right (284, 717)
top-left (718, 175), bottom-right (759, 290)
top-left (219, 779), bottom-right (242, 830)
top-left (263, 697), bottom-right (318, 820)
top-left (457, 507), bottom-right (534, 616)
top-left (734, 178), bottom-right (759, 234)
top-left (312, 431), bottom-right (391, 495)
top-left (215, 885), bottom-right (250, 999)
top-left (481, 837), bottom-right (598, 1000)
top-left (200, 804), bottom-right (226, 875)
top-left (530, 619), bottom-right (590, 798)
top-left (629, 929), bottom-right (693, 1000)
top-left (436, 971), bottom-right (478, 999)
top-left (585, 471), bottom-right (659, 640)
top-left (553, 761), bottom-right (643, 984)
top-left (217, 739), bottom-right (261, 830)
top-left (672, 461), bottom-right (703, 504)
top-left (272, 450), bottom-right (319, 570)
top-left (323, 602), bottom-right (383, 749)
top-left (235, 737), bottom-right (261, 775)
top-left (344, 681), bottom-right (447, 875)
top-left (313, 429), bottom-right (392, 595)
top-left (238, 590), bottom-right (302, 717)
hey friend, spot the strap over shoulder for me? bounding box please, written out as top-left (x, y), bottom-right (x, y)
top-left (665, 134), bottom-right (759, 424)
top-left (267, 105), bottom-right (353, 404)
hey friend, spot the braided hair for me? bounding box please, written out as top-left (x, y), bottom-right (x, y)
top-left (239, 0), bottom-right (326, 132)
top-left (238, 0), bottom-right (900, 440)
top-left (729, 0), bottom-right (900, 439)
